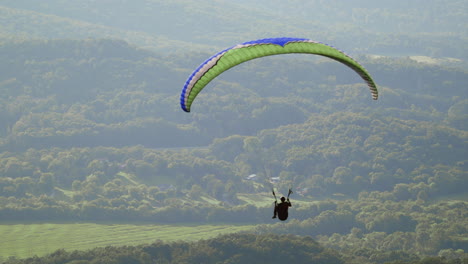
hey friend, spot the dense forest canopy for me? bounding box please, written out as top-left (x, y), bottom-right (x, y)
top-left (0, 0), bottom-right (466, 263)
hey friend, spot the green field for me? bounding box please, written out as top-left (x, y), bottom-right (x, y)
top-left (0, 223), bottom-right (255, 260)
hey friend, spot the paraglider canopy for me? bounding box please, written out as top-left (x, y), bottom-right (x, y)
top-left (180, 37), bottom-right (378, 112)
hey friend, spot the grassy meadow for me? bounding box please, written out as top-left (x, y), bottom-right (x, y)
top-left (0, 223), bottom-right (255, 260)
top-left (0, 192), bottom-right (312, 261)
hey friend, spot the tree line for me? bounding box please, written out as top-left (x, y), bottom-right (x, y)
top-left (3, 233), bottom-right (466, 264)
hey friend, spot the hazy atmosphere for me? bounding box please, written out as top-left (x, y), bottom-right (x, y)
top-left (0, 1), bottom-right (467, 263)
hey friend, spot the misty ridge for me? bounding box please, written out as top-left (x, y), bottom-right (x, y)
top-left (0, 1), bottom-right (467, 264)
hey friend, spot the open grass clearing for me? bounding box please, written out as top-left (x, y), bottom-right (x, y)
top-left (0, 223), bottom-right (255, 260)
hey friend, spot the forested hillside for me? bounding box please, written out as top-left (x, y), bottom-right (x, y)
top-left (0, 0), bottom-right (466, 263)
top-left (0, 37), bottom-right (466, 263)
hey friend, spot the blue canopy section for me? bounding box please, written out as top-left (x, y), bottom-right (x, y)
top-left (180, 47), bottom-right (231, 112)
top-left (240, 37), bottom-right (309, 47)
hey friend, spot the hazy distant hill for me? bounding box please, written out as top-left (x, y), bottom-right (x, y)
top-left (236, 0), bottom-right (468, 34)
top-left (0, 6), bottom-right (199, 53)
top-left (1, 0), bottom-right (467, 59)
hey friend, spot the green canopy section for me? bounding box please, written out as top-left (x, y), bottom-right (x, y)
top-left (181, 37), bottom-right (378, 112)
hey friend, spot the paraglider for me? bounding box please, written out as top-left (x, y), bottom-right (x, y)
top-left (180, 37), bottom-right (378, 112)
top-left (272, 188), bottom-right (293, 221)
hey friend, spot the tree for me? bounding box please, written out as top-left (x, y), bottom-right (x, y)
top-left (37, 173), bottom-right (55, 194)
top-left (189, 184), bottom-right (203, 199)
top-left (209, 135), bottom-right (245, 162)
